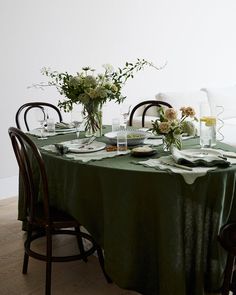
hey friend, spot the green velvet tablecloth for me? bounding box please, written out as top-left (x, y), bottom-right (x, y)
top-left (18, 130), bottom-right (236, 295)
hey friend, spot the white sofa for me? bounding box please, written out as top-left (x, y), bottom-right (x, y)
top-left (131, 85), bottom-right (236, 147)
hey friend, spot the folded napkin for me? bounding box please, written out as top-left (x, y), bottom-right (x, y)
top-left (171, 147), bottom-right (230, 168)
top-left (135, 148), bottom-right (236, 184)
top-left (55, 122), bottom-right (75, 129)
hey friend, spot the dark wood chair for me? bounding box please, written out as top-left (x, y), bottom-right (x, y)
top-left (128, 100), bottom-right (172, 127)
top-left (8, 127), bottom-right (111, 295)
top-left (218, 222), bottom-right (236, 295)
top-left (15, 102), bottom-right (63, 131)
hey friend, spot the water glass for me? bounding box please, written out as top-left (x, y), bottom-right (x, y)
top-left (34, 108), bottom-right (47, 140)
top-left (200, 103), bottom-right (216, 148)
top-left (117, 129), bottom-right (127, 154)
top-left (120, 104), bottom-right (132, 128)
top-left (112, 118), bottom-right (120, 132)
top-left (46, 118), bottom-right (55, 133)
top-left (71, 109), bottom-right (83, 141)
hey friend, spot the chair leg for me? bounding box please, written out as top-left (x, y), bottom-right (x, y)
top-left (222, 253), bottom-right (235, 295)
top-left (96, 246), bottom-right (112, 283)
top-left (22, 228), bottom-right (32, 274)
top-left (22, 252), bottom-right (29, 274)
top-left (75, 226), bottom-right (88, 262)
top-left (45, 228), bottom-right (52, 295)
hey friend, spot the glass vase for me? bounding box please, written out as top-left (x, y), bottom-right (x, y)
top-left (162, 134), bottom-right (182, 152)
top-left (84, 105), bottom-right (103, 137)
top-left (94, 107), bottom-right (103, 137)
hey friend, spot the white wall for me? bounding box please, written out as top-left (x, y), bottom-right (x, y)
top-left (1, 0), bottom-right (236, 182)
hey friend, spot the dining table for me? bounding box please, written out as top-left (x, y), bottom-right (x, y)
top-left (17, 126), bottom-right (236, 295)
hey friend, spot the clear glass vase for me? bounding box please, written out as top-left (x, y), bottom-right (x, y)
top-left (162, 134), bottom-right (182, 152)
top-left (84, 105), bottom-right (103, 137)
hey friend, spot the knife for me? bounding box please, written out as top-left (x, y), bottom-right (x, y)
top-left (160, 160), bottom-right (193, 171)
top-left (222, 154), bottom-right (236, 159)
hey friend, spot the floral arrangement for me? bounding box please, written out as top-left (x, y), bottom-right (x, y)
top-left (150, 106), bottom-right (198, 150)
top-left (37, 59), bottom-right (164, 134)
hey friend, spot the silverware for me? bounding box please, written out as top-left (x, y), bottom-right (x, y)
top-left (78, 136), bottom-right (96, 149)
top-left (222, 154), bottom-right (236, 159)
top-left (160, 160), bottom-right (193, 171)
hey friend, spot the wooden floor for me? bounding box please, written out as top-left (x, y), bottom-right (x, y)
top-left (0, 197), bottom-right (221, 295)
top-left (0, 197), bottom-right (139, 295)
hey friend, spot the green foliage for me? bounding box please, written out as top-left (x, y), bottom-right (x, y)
top-left (38, 58), bottom-right (162, 113)
top-left (33, 58), bottom-right (164, 133)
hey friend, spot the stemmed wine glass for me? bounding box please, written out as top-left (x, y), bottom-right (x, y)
top-left (120, 104), bottom-right (132, 129)
top-left (71, 110), bottom-right (84, 141)
top-left (34, 108), bottom-right (48, 140)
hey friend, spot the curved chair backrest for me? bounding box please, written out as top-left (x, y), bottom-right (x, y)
top-left (15, 102), bottom-right (63, 131)
top-left (129, 100), bottom-right (172, 127)
top-left (8, 127), bottom-right (50, 223)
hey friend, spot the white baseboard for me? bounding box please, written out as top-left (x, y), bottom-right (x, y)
top-left (0, 176), bottom-right (18, 200)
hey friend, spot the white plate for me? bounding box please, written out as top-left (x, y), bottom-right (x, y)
top-left (181, 148), bottom-right (222, 158)
top-left (55, 128), bottom-right (76, 133)
top-left (65, 141), bottom-right (106, 153)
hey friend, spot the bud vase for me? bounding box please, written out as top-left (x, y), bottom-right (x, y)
top-left (162, 134), bottom-right (182, 152)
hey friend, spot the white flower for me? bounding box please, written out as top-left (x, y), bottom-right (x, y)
top-left (102, 64), bottom-right (114, 73)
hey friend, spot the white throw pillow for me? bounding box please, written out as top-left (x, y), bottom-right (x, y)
top-left (156, 91), bottom-right (208, 118)
top-left (202, 86), bottom-right (236, 119)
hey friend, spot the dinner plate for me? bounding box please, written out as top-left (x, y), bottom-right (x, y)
top-left (54, 128), bottom-right (76, 133)
top-left (181, 148), bottom-right (222, 158)
top-left (65, 141), bottom-right (106, 153)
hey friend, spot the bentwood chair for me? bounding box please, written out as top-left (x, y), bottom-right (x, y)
top-left (218, 223), bottom-right (236, 295)
top-left (128, 100), bottom-right (172, 128)
top-left (8, 127), bottom-right (111, 295)
top-left (15, 102), bottom-right (63, 131)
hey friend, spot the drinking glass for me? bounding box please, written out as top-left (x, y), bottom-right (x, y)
top-left (199, 103), bottom-right (216, 148)
top-left (120, 104), bottom-right (132, 129)
top-left (117, 126), bottom-right (127, 154)
top-left (34, 108), bottom-right (47, 140)
top-left (112, 118), bottom-right (120, 132)
top-left (71, 110), bottom-right (84, 141)
top-left (46, 118), bottom-right (55, 133)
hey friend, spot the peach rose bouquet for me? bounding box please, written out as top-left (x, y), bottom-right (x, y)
top-left (150, 106), bottom-right (198, 150)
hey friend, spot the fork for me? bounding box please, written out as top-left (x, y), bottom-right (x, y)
top-left (78, 136), bottom-right (96, 149)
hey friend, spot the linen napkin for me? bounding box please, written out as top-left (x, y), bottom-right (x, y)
top-left (136, 148), bottom-right (236, 184)
top-left (171, 147), bottom-right (230, 168)
top-left (27, 128), bottom-right (75, 137)
top-left (55, 122), bottom-right (75, 129)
